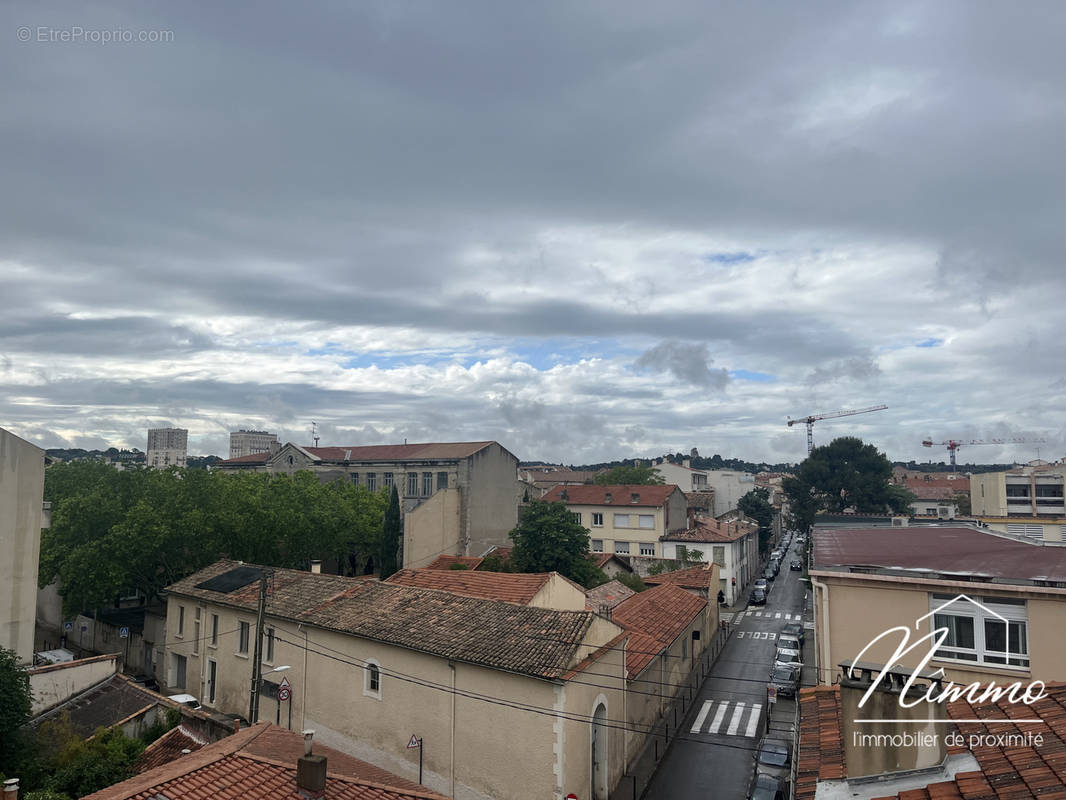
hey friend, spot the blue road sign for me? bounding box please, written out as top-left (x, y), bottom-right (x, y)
top-left (119, 626), bottom-right (130, 639)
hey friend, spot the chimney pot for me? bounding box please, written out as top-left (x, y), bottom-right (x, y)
top-left (4, 778), bottom-right (19, 800)
top-left (310, 560), bottom-right (322, 574)
top-left (303, 729), bottom-right (315, 756)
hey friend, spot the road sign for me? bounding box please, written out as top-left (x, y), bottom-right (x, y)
top-left (767, 685), bottom-right (778, 704)
top-left (119, 626), bottom-right (129, 639)
top-left (277, 676), bottom-right (292, 702)
top-left (407, 735), bottom-right (421, 749)
top-left (566, 794), bottom-right (579, 800)
top-left (64, 621), bottom-right (73, 632)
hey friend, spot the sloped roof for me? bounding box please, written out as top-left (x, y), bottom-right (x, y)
top-left (589, 553), bottom-right (632, 571)
top-left (384, 568), bottom-right (554, 605)
top-left (623, 631), bottom-right (665, 680)
top-left (84, 722), bottom-right (448, 800)
top-left (662, 517), bottom-right (756, 543)
top-left (542, 484), bottom-right (680, 507)
top-left (169, 561), bottom-right (596, 680)
top-left (585, 580), bottom-right (636, 611)
top-left (643, 564), bottom-right (719, 590)
top-left (612, 583), bottom-right (706, 679)
top-left (424, 554), bottom-right (484, 571)
top-left (216, 441), bottom-right (500, 467)
top-left (135, 725), bottom-right (207, 773)
top-left (31, 674), bottom-right (170, 737)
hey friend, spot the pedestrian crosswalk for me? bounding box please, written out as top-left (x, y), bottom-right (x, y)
top-left (740, 610), bottom-right (804, 620)
top-left (689, 699), bottom-right (763, 738)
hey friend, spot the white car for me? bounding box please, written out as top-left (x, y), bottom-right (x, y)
top-left (168, 693), bottom-right (203, 710)
top-left (774, 648), bottom-right (802, 669)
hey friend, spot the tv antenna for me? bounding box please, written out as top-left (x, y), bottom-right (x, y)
top-left (311, 421), bottom-right (319, 448)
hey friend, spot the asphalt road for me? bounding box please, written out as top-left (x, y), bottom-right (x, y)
top-left (643, 539), bottom-right (813, 799)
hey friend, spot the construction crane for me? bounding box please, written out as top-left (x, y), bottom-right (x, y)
top-left (787, 405), bottom-right (888, 455)
top-left (922, 437), bottom-right (1047, 470)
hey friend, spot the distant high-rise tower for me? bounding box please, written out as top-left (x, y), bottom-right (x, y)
top-left (229, 429), bottom-right (279, 459)
top-left (147, 427), bottom-right (188, 468)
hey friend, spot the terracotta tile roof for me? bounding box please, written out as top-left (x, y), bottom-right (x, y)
top-left (588, 553), bottom-right (632, 571)
top-left (623, 631), bottom-right (665, 679)
top-left (135, 725), bottom-right (206, 773)
top-left (612, 583), bottom-right (707, 679)
top-left (796, 686), bottom-right (846, 800)
top-left (384, 568), bottom-right (553, 605)
top-left (169, 561), bottom-right (597, 679)
top-left (424, 555), bottom-right (483, 571)
top-left (216, 451), bottom-right (270, 465)
top-left (643, 564), bottom-right (719, 590)
top-left (906, 484), bottom-right (962, 501)
top-left (542, 484), bottom-right (680, 507)
top-left (662, 517), bottom-right (756, 543)
top-left (813, 526), bottom-right (1066, 582)
top-left (84, 722), bottom-right (448, 800)
top-left (479, 545), bottom-right (513, 563)
top-left (217, 441), bottom-right (499, 466)
top-left (585, 580), bottom-right (636, 612)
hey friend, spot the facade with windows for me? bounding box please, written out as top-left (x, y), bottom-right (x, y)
top-left (972, 467), bottom-right (1066, 542)
top-left (146, 427), bottom-right (188, 468)
top-left (660, 515), bottom-right (758, 605)
top-left (542, 484), bottom-right (688, 560)
top-left (809, 522), bottom-right (1066, 686)
top-left (228, 429), bottom-right (279, 459)
top-left (215, 441), bottom-right (524, 569)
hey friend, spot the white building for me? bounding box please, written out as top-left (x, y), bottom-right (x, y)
top-left (659, 515), bottom-right (759, 604)
top-left (228, 429), bottom-right (279, 459)
top-left (1, 427), bottom-right (46, 663)
top-left (654, 459), bottom-right (711, 493)
top-left (147, 427), bottom-right (188, 468)
top-left (704, 469), bottom-right (755, 514)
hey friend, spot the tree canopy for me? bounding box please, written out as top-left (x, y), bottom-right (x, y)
top-left (379, 485), bottom-right (401, 580)
top-left (593, 464), bottom-right (664, 485)
top-left (41, 462), bottom-right (387, 615)
top-left (737, 488), bottom-right (774, 553)
top-left (782, 437), bottom-right (908, 531)
top-left (508, 500), bottom-right (607, 588)
top-left (0, 647), bottom-right (33, 774)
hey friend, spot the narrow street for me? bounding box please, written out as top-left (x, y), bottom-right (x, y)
top-left (644, 541), bottom-right (813, 799)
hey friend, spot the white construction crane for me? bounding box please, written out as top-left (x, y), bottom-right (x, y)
top-left (787, 405), bottom-right (889, 455)
top-left (921, 437), bottom-right (1046, 470)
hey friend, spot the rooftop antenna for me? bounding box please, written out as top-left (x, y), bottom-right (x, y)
top-left (311, 421), bottom-right (319, 448)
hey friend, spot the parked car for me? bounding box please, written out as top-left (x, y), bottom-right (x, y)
top-left (777, 634), bottom-right (801, 653)
top-left (781, 622), bottom-right (805, 643)
top-left (764, 568), bottom-right (776, 581)
top-left (749, 772), bottom-right (787, 800)
top-left (132, 674), bottom-right (160, 693)
top-left (774, 648), bottom-right (802, 669)
top-left (789, 559), bottom-right (802, 571)
top-left (768, 663), bottom-right (800, 698)
top-left (749, 588), bottom-right (767, 606)
top-left (754, 578), bottom-right (768, 591)
top-left (770, 559), bottom-right (780, 574)
top-left (168, 693), bottom-right (203, 710)
top-left (754, 738), bottom-right (791, 784)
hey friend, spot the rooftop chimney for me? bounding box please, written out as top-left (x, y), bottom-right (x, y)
top-left (297, 730), bottom-right (327, 799)
top-left (310, 560), bottom-right (322, 574)
top-left (4, 778), bottom-right (19, 800)
top-left (683, 458), bottom-right (691, 468)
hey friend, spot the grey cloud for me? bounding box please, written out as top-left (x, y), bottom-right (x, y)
top-left (806, 357), bottom-right (882, 385)
top-left (635, 341), bottom-right (730, 388)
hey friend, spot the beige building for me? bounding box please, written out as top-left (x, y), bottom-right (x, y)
top-left (653, 459), bottom-right (710, 493)
top-left (147, 427), bottom-right (188, 468)
top-left (660, 516), bottom-right (758, 604)
top-left (0, 427), bottom-right (46, 663)
top-left (971, 465), bottom-right (1066, 541)
top-left (164, 560), bottom-right (631, 800)
top-left (228, 429), bottom-right (279, 459)
top-left (809, 522), bottom-right (1066, 687)
top-left (216, 440), bottom-right (524, 569)
top-left (542, 484), bottom-right (688, 561)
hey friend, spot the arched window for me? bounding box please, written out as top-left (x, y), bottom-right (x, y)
top-left (364, 660), bottom-right (382, 699)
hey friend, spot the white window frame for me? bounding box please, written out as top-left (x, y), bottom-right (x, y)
top-left (614, 541), bottom-right (631, 555)
top-left (613, 513), bottom-right (630, 529)
top-left (209, 614), bottom-right (219, 648)
top-left (928, 594), bottom-right (1030, 670)
top-left (591, 539), bottom-right (604, 553)
top-left (265, 627), bottom-right (275, 664)
top-left (638, 514), bottom-right (655, 530)
top-left (237, 621), bottom-right (250, 656)
top-left (177, 605), bottom-right (185, 638)
top-left (592, 513), bottom-right (604, 527)
top-left (364, 659), bottom-right (382, 700)
top-left (571, 511), bottom-right (582, 525)
top-left (639, 542), bottom-right (655, 557)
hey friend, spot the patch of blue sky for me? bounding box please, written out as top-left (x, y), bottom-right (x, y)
top-left (507, 338), bottom-right (630, 369)
top-left (251, 340), bottom-right (300, 350)
top-left (703, 251), bottom-right (758, 265)
top-left (730, 369), bottom-right (777, 383)
top-left (915, 338), bottom-right (944, 348)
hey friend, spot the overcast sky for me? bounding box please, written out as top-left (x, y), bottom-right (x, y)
top-left (2, 1), bottom-right (1063, 465)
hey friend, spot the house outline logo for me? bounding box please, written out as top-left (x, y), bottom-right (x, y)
top-left (913, 593), bottom-right (1014, 661)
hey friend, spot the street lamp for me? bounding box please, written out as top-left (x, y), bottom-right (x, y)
top-left (265, 665), bottom-right (291, 675)
top-left (250, 666), bottom-right (292, 723)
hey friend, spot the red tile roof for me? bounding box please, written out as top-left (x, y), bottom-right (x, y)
top-left (135, 725), bottom-right (206, 773)
top-left (643, 564), bottom-right (719, 590)
top-left (424, 555), bottom-right (483, 571)
top-left (384, 568), bottom-right (556, 605)
top-left (588, 553), bottom-right (632, 571)
top-left (662, 517), bottom-right (756, 543)
top-left (813, 525), bottom-right (1066, 581)
top-left (623, 631), bottom-right (665, 680)
top-left (612, 583), bottom-right (707, 678)
top-left (217, 441), bottom-right (498, 466)
top-left (585, 580), bottom-right (636, 612)
top-left (85, 722), bottom-right (448, 800)
top-left (542, 484), bottom-right (680, 507)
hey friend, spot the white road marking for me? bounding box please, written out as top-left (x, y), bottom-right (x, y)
top-left (691, 700), bottom-right (714, 734)
top-left (745, 704), bottom-right (763, 737)
top-left (708, 701), bottom-right (729, 734)
top-left (775, 612), bottom-right (782, 619)
top-left (726, 702), bottom-right (746, 736)
top-left (737, 631), bottom-right (745, 639)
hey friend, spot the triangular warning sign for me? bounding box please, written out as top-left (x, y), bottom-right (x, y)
top-left (407, 735), bottom-right (420, 749)
top-left (279, 676), bottom-right (291, 688)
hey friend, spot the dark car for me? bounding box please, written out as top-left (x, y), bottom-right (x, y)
top-left (789, 559), bottom-right (802, 571)
top-left (132, 674), bottom-right (160, 693)
top-left (764, 567), bottom-right (776, 581)
top-left (749, 772), bottom-right (786, 800)
top-left (754, 578), bottom-right (768, 591)
top-left (749, 588), bottom-right (767, 605)
top-left (781, 622), bottom-right (805, 643)
top-left (754, 738), bottom-right (791, 783)
top-left (768, 664), bottom-right (800, 698)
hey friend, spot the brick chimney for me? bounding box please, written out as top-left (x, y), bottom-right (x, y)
top-left (297, 730), bottom-right (327, 799)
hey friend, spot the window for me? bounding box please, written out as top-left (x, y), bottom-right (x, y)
top-left (407, 472), bottom-right (418, 495)
top-left (712, 546), bottom-right (726, 567)
top-left (364, 660), bottom-right (382, 699)
top-left (640, 543), bottom-right (655, 556)
top-left (592, 513), bottom-right (604, 527)
top-left (169, 653), bottom-right (187, 690)
top-left (266, 627), bottom-right (275, 663)
top-left (638, 514), bottom-right (655, 529)
top-left (238, 621), bottom-right (250, 655)
top-left (437, 471), bottom-right (449, 490)
top-left (210, 614), bottom-right (219, 647)
top-left (384, 472), bottom-right (394, 489)
top-left (193, 615), bottom-right (200, 656)
top-left (571, 512), bottom-right (582, 524)
top-left (177, 606), bottom-right (185, 637)
top-left (929, 594), bottom-right (1029, 668)
top-left (366, 472), bottom-right (377, 491)
top-left (682, 636), bottom-right (688, 660)
top-left (207, 659), bottom-right (217, 704)
top-left (614, 541), bottom-right (631, 554)
top-left (350, 472), bottom-right (359, 485)
top-left (613, 514), bottom-right (630, 528)
top-left (423, 472), bottom-right (433, 495)
top-left (591, 539), bottom-right (604, 552)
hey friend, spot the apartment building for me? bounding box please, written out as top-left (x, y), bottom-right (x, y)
top-left (809, 521), bottom-right (1066, 687)
top-left (972, 465), bottom-right (1066, 541)
top-left (147, 427), bottom-right (188, 468)
top-left (541, 484), bottom-right (687, 560)
top-left (660, 515), bottom-right (758, 603)
top-left (654, 459), bottom-right (710, 493)
top-left (228, 429), bottom-right (279, 459)
top-left (216, 440), bottom-right (523, 568)
top-left (0, 426), bottom-right (46, 663)
top-left (164, 560), bottom-right (629, 800)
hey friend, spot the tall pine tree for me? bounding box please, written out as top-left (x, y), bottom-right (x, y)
top-left (379, 485), bottom-right (401, 580)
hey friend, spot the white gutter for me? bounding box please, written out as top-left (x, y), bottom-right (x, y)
top-left (809, 575), bottom-right (833, 685)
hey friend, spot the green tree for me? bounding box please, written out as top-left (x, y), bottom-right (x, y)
top-left (615, 572), bottom-right (647, 592)
top-left (0, 647), bottom-right (33, 774)
top-left (379, 485), bottom-right (401, 580)
top-left (953, 491), bottom-right (972, 516)
top-left (45, 726), bottom-right (144, 798)
top-left (509, 501), bottom-right (607, 588)
top-left (676, 545), bottom-right (705, 566)
top-left (782, 437), bottom-right (903, 529)
top-left (593, 465), bottom-right (664, 485)
top-left (738, 488), bottom-right (774, 554)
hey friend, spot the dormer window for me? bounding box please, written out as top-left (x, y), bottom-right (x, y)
top-left (631, 493), bottom-right (639, 504)
top-left (605, 492), bottom-right (613, 504)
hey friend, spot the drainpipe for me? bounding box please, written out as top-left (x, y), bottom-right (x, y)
top-left (450, 661), bottom-right (456, 798)
top-left (809, 575), bottom-right (832, 685)
top-left (299, 623), bottom-right (310, 730)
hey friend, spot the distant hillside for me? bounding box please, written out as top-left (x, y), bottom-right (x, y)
top-left (46, 447), bottom-right (223, 470)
